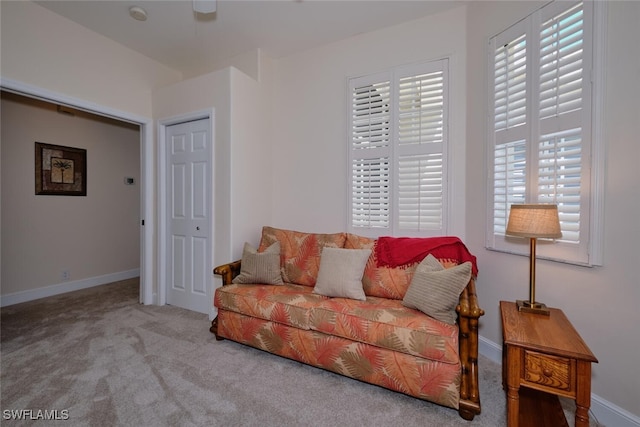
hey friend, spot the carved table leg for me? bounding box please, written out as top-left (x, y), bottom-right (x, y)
top-left (505, 345), bottom-right (521, 427)
top-left (575, 361), bottom-right (592, 427)
top-left (506, 386), bottom-right (520, 427)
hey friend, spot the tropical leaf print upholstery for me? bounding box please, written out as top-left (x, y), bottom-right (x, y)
top-left (216, 310), bottom-right (461, 409)
top-left (345, 233), bottom-right (418, 299)
top-left (215, 283), bottom-right (328, 330)
top-left (258, 226), bottom-right (346, 287)
top-left (215, 283), bottom-right (460, 364)
top-left (310, 296), bottom-right (459, 364)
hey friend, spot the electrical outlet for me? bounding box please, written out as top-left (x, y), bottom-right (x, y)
top-left (61, 270), bottom-right (70, 281)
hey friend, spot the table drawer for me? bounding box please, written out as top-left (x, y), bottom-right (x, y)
top-left (524, 350), bottom-right (572, 392)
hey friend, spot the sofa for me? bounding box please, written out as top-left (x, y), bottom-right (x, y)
top-left (211, 226), bottom-right (484, 420)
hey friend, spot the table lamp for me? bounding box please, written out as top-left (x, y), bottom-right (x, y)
top-left (505, 204), bottom-right (562, 315)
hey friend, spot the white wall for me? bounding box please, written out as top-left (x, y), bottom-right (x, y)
top-left (1, 93), bottom-right (140, 299)
top-left (464, 1), bottom-right (640, 422)
top-left (230, 66), bottom-right (274, 253)
top-left (187, 48), bottom-right (263, 82)
top-left (0, 1), bottom-right (181, 118)
top-left (153, 65), bottom-right (273, 269)
top-left (271, 6), bottom-right (468, 236)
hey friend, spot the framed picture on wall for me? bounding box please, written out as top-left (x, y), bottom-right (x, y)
top-left (35, 142), bottom-right (87, 196)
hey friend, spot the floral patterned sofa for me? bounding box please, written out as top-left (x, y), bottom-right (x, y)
top-left (211, 226), bottom-right (484, 420)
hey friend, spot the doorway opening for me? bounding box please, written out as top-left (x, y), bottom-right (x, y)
top-left (0, 80), bottom-right (153, 305)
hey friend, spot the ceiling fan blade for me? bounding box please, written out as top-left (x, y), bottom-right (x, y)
top-left (193, 0), bottom-right (217, 14)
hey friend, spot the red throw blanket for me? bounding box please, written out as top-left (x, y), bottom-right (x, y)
top-left (376, 236), bottom-right (478, 276)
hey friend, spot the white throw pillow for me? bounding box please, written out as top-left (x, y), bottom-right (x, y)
top-left (232, 241), bottom-right (283, 285)
top-left (313, 247), bottom-right (371, 301)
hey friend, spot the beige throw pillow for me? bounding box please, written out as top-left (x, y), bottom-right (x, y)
top-left (312, 247), bottom-right (371, 301)
top-left (232, 241), bottom-right (283, 285)
top-left (402, 254), bottom-right (471, 325)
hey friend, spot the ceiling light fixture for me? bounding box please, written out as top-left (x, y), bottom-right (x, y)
top-left (129, 6), bottom-right (147, 22)
top-left (193, 0), bottom-right (216, 14)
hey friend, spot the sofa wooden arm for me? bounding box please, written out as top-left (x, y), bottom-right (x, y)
top-left (456, 277), bottom-right (484, 420)
top-left (210, 260), bottom-right (241, 337)
top-left (213, 260), bottom-right (242, 286)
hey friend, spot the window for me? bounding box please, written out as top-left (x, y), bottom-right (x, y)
top-left (348, 59), bottom-right (449, 237)
top-left (487, 1), bottom-right (605, 266)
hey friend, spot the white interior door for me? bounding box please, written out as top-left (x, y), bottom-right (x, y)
top-left (165, 118), bottom-right (212, 314)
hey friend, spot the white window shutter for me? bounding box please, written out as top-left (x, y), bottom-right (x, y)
top-left (487, 1), bottom-right (601, 266)
top-left (397, 71), bottom-right (445, 146)
top-left (493, 140), bottom-right (527, 235)
top-left (398, 153), bottom-right (443, 231)
top-left (536, 2), bottom-right (587, 248)
top-left (396, 67), bottom-right (446, 232)
top-left (539, 3), bottom-right (584, 120)
top-left (352, 82), bottom-right (391, 150)
top-left (490, 23), bottom-right (529, 237)
top-left (348, 60), bottom-right (448, 236)
top-left (350, 77), bottom-right (392, 230)
top-left (494, 33), bottom-right (527, 132)
top-left (351, 158), bottom-right (390, 228)
top-left (537, 129), bottom-right (582, 243)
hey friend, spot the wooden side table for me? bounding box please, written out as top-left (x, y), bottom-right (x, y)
top-left (500, 301), bottom-right (598, 427)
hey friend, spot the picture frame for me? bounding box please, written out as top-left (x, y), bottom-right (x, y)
top-left (35, 142), bottom-right (87, 196)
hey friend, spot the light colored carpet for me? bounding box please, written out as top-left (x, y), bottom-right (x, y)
top-left (1, 279), bottom-right (593, 426)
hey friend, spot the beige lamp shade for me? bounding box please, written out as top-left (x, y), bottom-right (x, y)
top-left (506, 204), bottom-right (562, 239)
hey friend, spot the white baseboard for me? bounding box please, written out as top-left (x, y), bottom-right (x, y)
top-left (0, 269), bottom-right (140, 307)
top-left (590, 395), bottom-right (640, 427)
top-left (479, 335), bottom-right (640, 427)
top-left (479, 334), bottom-right (503, 364)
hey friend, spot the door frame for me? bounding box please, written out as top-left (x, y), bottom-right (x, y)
top-left (157, 110), bottom-right (215, 312)
top-left (0, 77), bottom-right (154, 305)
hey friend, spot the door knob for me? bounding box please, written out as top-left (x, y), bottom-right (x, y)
top-left (196, 226), bottom-right (200, 231)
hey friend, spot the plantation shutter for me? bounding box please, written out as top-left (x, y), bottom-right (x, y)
top-left (350, 78), bottom-right (391, 229)
top-left (493, 140), bottom-right (527, 234)
top-left (494, 32), bottom-right (527, 133)
top-left (491, 22), bottom-right (529, 237)
top-left (538, 3), bottom-right (584, 120)
top-left (349, 59), bottom-right (448, 236)
top-left (536, 2), bottom-right (586, 245)
top-left (396, 65), bottom-right (447, 232)
top-left (487, 0), bottom-right (597, 265)
top-left (537, 130), bottom-right (582, 242)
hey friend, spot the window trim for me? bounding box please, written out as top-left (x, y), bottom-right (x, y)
top-left (485, 0), bottom-right (606, 267)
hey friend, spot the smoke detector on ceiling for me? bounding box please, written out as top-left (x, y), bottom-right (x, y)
top-left (129, 6), bottom-right (147, 21)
